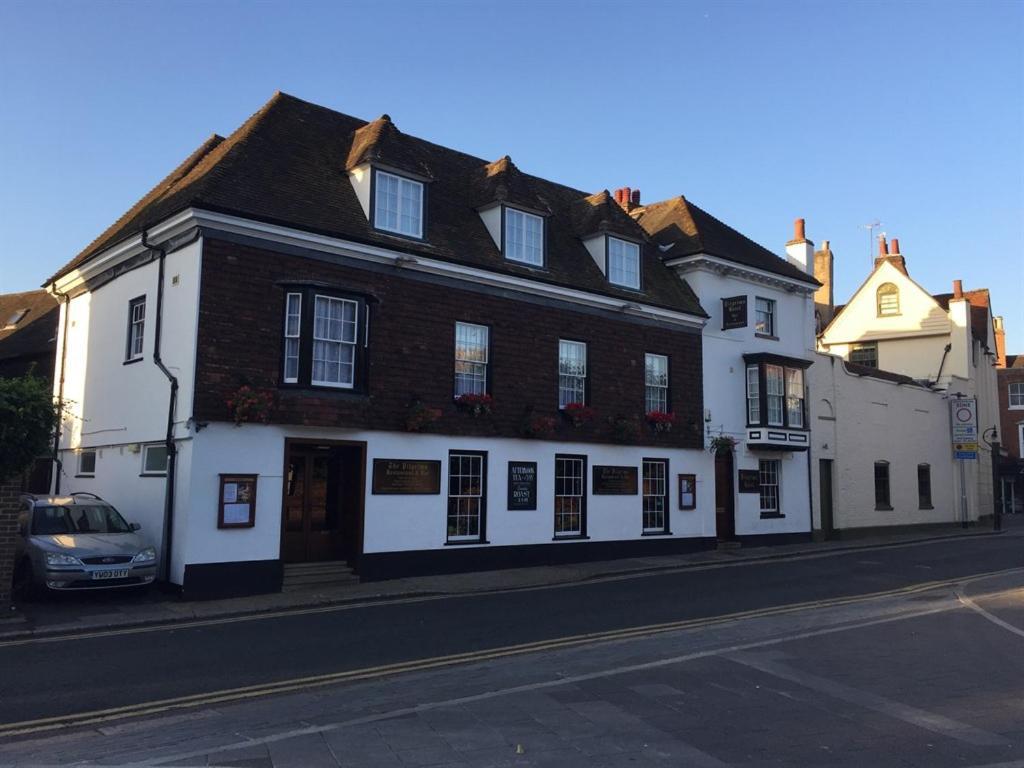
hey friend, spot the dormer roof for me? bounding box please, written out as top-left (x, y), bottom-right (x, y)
top-left (635, 195), bottom-right (819, 286)
top-left (571, 190), bottom-right (648, 241)
top-left (345, 113), bottom-right (431, 178)
top-left (473, 155), bottom-right (550, 213)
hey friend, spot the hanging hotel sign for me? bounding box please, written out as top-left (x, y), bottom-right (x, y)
top-left (507, 461), bottom-right (537, 510)
top-left (722, 296), bottom-right (748, 330)
top-left (950, 397), bottom-right (978, 460)
top-left (371, 459), bottom-right (442, 494)
top-left (592, 465), bottom-right (639, 495)
top-left (737, 469), bottom-right (761, 493)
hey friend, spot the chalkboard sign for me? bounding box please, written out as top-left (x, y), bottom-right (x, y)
top-left (593, 465), bottom-right (639, 495)
top-left (372, 459), bottom-right (441, 495)
top-left (507, 461), bottom-right (537, 510)
top-left (722, 295), bottom-right (748, 330)
top-left (737, 469), bottom-right (760, 493)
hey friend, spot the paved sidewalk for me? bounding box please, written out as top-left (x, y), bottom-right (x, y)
top-left (0, 518), bottom-right (1014, 642)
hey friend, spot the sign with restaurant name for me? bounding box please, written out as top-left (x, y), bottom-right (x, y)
top-left (371, 459), bottom-right (441, 495)
top-left (507, 461), bottom-right (537, 510)
top-left (737, 469), bottom-right (760, 493)
top-left (722, 295), bottom-right (748, 330)
top-left (592, 465), bottom-right (639, 495)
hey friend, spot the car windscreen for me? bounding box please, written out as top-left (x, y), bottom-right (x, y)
top-left (31, 505), bottom-right (132, 535)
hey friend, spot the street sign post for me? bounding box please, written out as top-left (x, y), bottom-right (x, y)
top-left (951, 398), bottom-right (978, 460)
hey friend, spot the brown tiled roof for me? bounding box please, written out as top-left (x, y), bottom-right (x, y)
top-left (345, 114), bottom-right (432, 178)
top-left (48, 92), bottom-right (706, 318)
top-left (472, 156), bottom-right (551, 213)
top-left (842, 360), bottom-right (928, 387)
top-left (0, 289), bottom-right (59, 365)
top-left (933, 289), bottom-right (992, 348)
top-left (570, 190), bottom-right (649, 240)
top-left (634, 196), bottom-right (819, 286)
top-left (1006, 354), bottom-right (1023, 369)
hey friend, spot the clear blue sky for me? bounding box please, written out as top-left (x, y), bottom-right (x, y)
top-left (2, 0), bottom-right (1021, 345)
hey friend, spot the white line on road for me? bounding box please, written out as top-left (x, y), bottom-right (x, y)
top-left (957, 590), bottom-right (1024, 639)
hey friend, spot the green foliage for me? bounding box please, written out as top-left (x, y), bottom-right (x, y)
top-left (0, 375), bottom-right (58, 482)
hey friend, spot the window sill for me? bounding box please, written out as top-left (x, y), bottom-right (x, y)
top-left (552, 535), bottom-right (590, 541)
top-left (123, 357), bottom-right (144, 366)
top-left (74, 474), bottom-right (95, 479)
top-left (875, 505), bottom-right (894, 511)
top-left (641, 531), bottom-right (674, 537)
top-left (444, 539), bottom-right (489, 546)
top-left (278, 386), bottom-right (370, 400)
top-left (371, 226), bottom-right (427, 244)
top-left (919, 505), bottom-right (934, 510)
top-left (755, 333), bottom-right (779, 341)
top-left (139, 473), bottom-right (167, 478)
top-left (759, 512), bottom-right (785, 519)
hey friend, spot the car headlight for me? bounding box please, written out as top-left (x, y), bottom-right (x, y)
top-left (45, 552), bottom-right (83, 566)
top-left (132, 547), bottom-right (157, 563)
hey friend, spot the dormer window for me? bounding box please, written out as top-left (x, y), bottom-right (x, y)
top-left (608, 237), bottom-right (640, 289)
top-left (374, 170), bottom-right (423, 238)
top-left (504, 208), bottom-right (544, 266)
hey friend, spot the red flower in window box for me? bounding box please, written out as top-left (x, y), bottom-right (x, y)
top-left (645, 410), bottom-right (678, 433)
top-left (562, 402), bottom-right (595, 427)
top-left (524, 413), bottom-right (557, 438)
top-left (454, 393), bottom-right (493, 417)
top-left (226, 385), bottom-right (275, 426)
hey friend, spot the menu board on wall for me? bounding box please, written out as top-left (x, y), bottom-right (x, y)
top-left (218, 474), bottom-right (257, 528)
top-left (507, 461), bottom-right (537, 510)
top-left (371, 459), bottom-right (442, 494)
top-left (678, 474), bottom-right (697, 510)
top-left (592, 465), bottom-right (639, 495)
top-left (722, 296), bottom-right (748, 330)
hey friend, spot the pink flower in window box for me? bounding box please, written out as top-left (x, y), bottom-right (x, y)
top-left (645, 410), bottom-right (677, 433)
top-left (454, 393), bottom-right (493, 417)
top-left (562, 403), bottom-right (596, 427)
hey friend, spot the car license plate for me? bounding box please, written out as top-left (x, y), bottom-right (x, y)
top-left (91, 569), bottom-right (129, 580)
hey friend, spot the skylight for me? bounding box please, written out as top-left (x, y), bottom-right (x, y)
top-left (3, 309), bottom-right (28, 330)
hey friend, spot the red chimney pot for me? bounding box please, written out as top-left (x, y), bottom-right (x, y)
top-left (890, 238), bottom-right (900, 255)
top-left (877, 235), bottom-right (888, 258)
top-left (953, 279), bottom-right (963, 299)
top-left (622, 187), bottom-right (631, 205)
top-left (631, 189), bottom-right (640, 205)
top-left (794, 218), bottom-right (805, 240)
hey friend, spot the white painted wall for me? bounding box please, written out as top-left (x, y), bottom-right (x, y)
top-left (810, 353), bottom-right (974, 531)
top-left (169, 423), bottom-right (715, 584)
top-left (348, 165), bottom-right (372, 219)
top-left (479, 205), bottom-right (501, 249)
top-left (677, 262), bottom-right (817, 536)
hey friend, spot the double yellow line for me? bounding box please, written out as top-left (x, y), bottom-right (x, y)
top-left (3, 568), bottom-right (1018, 739)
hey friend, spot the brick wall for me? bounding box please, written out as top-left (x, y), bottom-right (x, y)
top-left (998, 368), bottom-right (1024, 459)
top-left (194, 237), bottom-right (704, 449)
top-left (0, 480), bottom-right (19, 610)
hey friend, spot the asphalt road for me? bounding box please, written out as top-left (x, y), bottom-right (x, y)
top-left (0, 532), bottom-right (1020, 732)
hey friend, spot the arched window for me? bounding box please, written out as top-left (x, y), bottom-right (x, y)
top-left (877, 283), bottom-right (900, 316)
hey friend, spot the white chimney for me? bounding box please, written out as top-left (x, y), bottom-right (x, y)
top-left (785, 218), bottom-right (814, 274)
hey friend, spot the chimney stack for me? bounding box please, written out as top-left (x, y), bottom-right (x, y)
top-left (994, 316), bottom-right (1007, 368)
top-left (614, 186), bottom-right (640, 213)
top-left (874, 235), bottom-right (908, 275)
top-left (953, 279), bottom-right (964, 299)
top-left (785, 216), bottom-right (814, 275)
top-left (813, 240), bottom-right (835, 332)
top-left (877, 235), bottom-right (888, 258)
top-left (631, 189), bottom-right (640, 206)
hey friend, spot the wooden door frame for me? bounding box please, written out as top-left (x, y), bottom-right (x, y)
top-left (280, 438), bottom-right (367, 564)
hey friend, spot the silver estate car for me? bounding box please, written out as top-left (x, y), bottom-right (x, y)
top-left (14, 493), bottom-right (158, 593)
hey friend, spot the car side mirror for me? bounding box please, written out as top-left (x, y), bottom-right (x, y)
top-left (130, 522), bottom-right (141, 531)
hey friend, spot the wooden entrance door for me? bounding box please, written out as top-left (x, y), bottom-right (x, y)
top-left (282, 443), bottom-right (363, 564)
top-left (714, 450), bottom-right (736, 540)
top-left (819, 459), bottom-right (835, 539)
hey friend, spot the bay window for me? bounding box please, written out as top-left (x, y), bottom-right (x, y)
top-left (786, 369), bottom-right (804, 428)
top-left (766, 365), bottom-right (785, 426)
top-left (743, 354), bottom-right (810, 429)
top-left (746, 366), bottom-right (760, 423)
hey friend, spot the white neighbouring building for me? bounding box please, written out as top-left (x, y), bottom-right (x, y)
top-left (811, 236), bottom-right (999, 535)
top-left (635, 205), bottom-right (821, 542)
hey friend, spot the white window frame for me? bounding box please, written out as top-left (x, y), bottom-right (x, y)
top-left (554, 455), bottom-right (585, 537)
top-left (127, 296), bottom-right (146, 361)
top-left (644, 353), bottom-right (669, 413)
top-left (759, 459), bottom-right (780, 515)
top-left (746, 365), bottom-right (761, 424)
top-left (607, 237), bottom-right (640, 290)
top-left (311, 295), bottom-right (358, 389)
top-left (283, 292), bottom-right (302, 384)
top-left (141, 444), bottom-right (169, 476)
top-left (374, 170), bottom-right (424, 238)
top-left (1009, 382), bottom-right (1024, 409)
top-left (786, 368), bottom-right (804, 428)
top-left (642, 459), bottom-right (668, 533)
top-left (558, 340), bottom-right (587, 408)
top-left (77, 450), bottom-right (97, 477)
top-left (754, 297), bottom-right (775, 337)
top-left (765, 364), bottom-right (785, 426)
top-left (504, 208), bottom-right (544, 266)
top-left (454, 322), bottom-right (489, 397)
top-left (447, 452), bottom-right (485, 542)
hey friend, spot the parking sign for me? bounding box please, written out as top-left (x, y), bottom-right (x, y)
top-left (951, 398), bottom-right (978, 460)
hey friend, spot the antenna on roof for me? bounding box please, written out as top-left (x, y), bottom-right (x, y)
top-left (860, 220), bottom-right (881, 267)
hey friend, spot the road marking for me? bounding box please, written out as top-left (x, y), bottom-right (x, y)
top-left (725, 651), bottom-right (1005, 746)
top-left (0, 538), bottom-right (1014, 649)
top-left (957, 590), bottom-right (1024, 639)
top-left (143, 600), bottom-right (963, 767)
top-left (2, 570), bottom-right (1018, 740)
